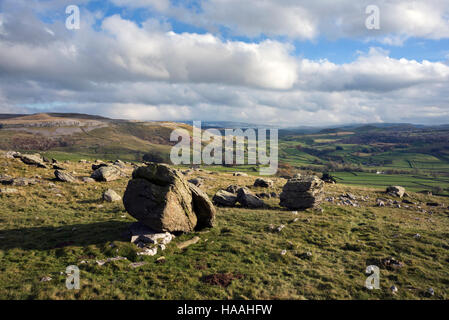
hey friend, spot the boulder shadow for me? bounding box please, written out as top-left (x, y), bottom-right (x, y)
top-left (0, 220), bottom-right (132, 251)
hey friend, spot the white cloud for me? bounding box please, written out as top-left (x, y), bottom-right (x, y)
top-left (0, 1), bottom-right (449, 125)
top-left (131, 0), bottom-right (449, 43)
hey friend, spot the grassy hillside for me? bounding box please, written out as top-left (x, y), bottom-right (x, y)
top-left (0, 156), bottom-right (448, 299)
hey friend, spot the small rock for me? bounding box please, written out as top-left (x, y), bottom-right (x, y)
top-left (427, 287), bottom-right (435, 296)
top-left (102, 189), bottom-right (122, 202)
top-left (129, 262), bottom-right (148, 269)
top-left (390, 285), bottom-right (398, 294)
top-left (177, 236), bottom-right (200, 250)
top-left (280, 250), bottom-right (287, 256)
top-left (54, 170), bottom-right (76, 183)
top-left (137, 247), bottom-right (158, 256)
top-left (254, 178), bottom-right (274, 188)
top-left (0, 188), bottom-right (18, 194)
top-left (40, 276), bottom-right (52, 282)
top-left (96, 256), bottom-right (127, 266)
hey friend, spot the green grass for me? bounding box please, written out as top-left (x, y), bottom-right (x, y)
top-left (1, 157), bottom-right (449, 299)
top-left (332, 172), bottom-right (449, 195)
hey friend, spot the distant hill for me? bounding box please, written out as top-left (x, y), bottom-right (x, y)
top-left (0, 113), bottom-right (193, 162)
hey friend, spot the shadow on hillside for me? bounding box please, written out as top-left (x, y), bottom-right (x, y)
top-left (0, 221), bottom-right (132, 251)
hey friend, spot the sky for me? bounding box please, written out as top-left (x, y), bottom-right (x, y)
top-left (0, 0), bottom-right (449, 126)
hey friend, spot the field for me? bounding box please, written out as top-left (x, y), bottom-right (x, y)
top-left (1, 156), bottom-right (449, 299)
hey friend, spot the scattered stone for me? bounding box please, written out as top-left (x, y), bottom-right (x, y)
top-left (11, 178), bottom-right (37, 186)
top-left (81, 177), bottom-right (95, 183)
top-left (129, 262), bottom-right (147, 269)
top-left (233, 172), bottom-right (248, 177)
top-left (4, 151), bottom-right (21, 159)
top-left (0, 188), bottom-right (18, 194)
top-left (343, 193), bottom-right (356, 200)
top-left (254, 178), bottom-right (274, 188)
top-left (54, 170), bottom-right (76, 183)
top-left (426, 202), bottom-right (439, 207)
top-left (280, 176), bottom-right (324, 210)
top-left (427, 288), bottom-right (435, 297)
top-left (376, 199), bottom-right (385, 207)
top-left (237, 187), bottom-right (265, 208)
top-left (213, 190), bottom-right (238, 207)
top-left (19, 154), bottom-right (47, 168)
top-left (299, 251), bottom-right (313, 259)
top-left (413, 233), bottom-right (421, 239)
top-left (156, 256), bottom-right (166, 264)
top-left (177, 236), bottom-right (200, 250)
top-left (137, 247), bottom-right (158, 256)
top-left (129, 222), bottom-right (174, 247)
top-left (275, 225), bottom-right (285, 232)
top-left (91, 166), bottom-right (122, 182)
top-left (380, 257), bottom-right (404, 270)
top-left (390, 285), bottom-right (398, 294)
top-left (280, 250), bottom-right (287, 256)
top-left (386, 186), bottom-right (405, 198)
top-left (102, 189), bottom-right (122, 202)
top-left (95, 257), bottom-right (127, 266)
top-left (40, 276), bottom-right (52, 282)
top-left (113, 159), bottom-right (126, 168)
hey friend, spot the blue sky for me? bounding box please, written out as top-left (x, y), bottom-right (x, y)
top-left (1, 0), bottom-right (449, 125)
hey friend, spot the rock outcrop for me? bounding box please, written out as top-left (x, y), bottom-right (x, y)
top-left (18, 154), bottom-right (47, 168)
top-left (54, 170), bottom-right (76, 183)
top-left (280, 175), bottom-right (324, 210)
top-left (212, 190), bottom-right (238, 207)
top-left (102, 189), bottom-right (122, 202)
top-left (254, 178), bottom-right (274, 188)
top-left (91, 166), bottom-right (122, 182)
top-left (236, 187), bottom-right (265, 208)
top-left (386, 186), bottom-right (405, 198)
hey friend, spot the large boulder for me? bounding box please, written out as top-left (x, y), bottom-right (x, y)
top-left (213, 190), bottom-right (238, 207)
top-left (123, 163), bottom-right (198, 233)
top-left (189, 183), bottom-right (216, 229)
top-left (254, 178), bottom-right (274, 188)
top-left (91, 166), bottom-right (122, 182)
top-left (54, 170), bottom-right (76, 183)
top-left (386, 186), bottom-right (405, 198)
top-left (19, 154), bottom-right (47, 168)
top-left (237, 187), bottom-right (265, 208)
top-left (280, 176), bottom-right (324, 210)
